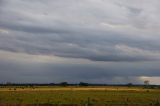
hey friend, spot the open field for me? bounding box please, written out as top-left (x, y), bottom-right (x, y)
top-left (0, 86), bottom-right (160, 106)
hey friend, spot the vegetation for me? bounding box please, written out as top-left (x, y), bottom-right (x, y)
top-left (0, 86), bottom-right (160, 106)
top-left (79, 82), bottom-right (89, 86)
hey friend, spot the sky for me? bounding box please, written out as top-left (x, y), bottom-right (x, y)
top-left (0, 0), bottom-right (160, 84)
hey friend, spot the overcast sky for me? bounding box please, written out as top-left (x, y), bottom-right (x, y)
top-left (0, 0), bottom-right (160, 84)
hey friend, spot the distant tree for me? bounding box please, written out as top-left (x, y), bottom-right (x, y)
top-left (6, 82), bottom-right (11, 84)
top-left (49, 83), bottom-right (55, 86)
top-left (59, 82), bottom-right (68, 86)
top-left (126, 83), bottom-right (133, 87)
top-left (79, 82), bottom-right (89, 86)
top-left (6, 82), bottom-right (12, 86)
top-left (144, 80), bottom-right (149, 86)
top-left (144, 80), bottom-right (150, 88)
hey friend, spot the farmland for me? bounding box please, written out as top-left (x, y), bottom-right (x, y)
top-left (0, 86), bottom-right (160, 106)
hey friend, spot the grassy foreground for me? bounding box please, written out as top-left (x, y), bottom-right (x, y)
top-left (0, 86), bottom-right (160, 106)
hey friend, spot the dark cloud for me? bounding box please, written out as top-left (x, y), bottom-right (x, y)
top-left (0, 22), bottom-right (69, 34)
top-left (0, 58), bottom-right (160, 83)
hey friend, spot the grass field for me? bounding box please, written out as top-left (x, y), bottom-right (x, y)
top-left (0, 86), bottom-right (160, 106)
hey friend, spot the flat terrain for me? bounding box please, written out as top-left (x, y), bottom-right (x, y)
top-left (0, 86), bottom-right (160, 106)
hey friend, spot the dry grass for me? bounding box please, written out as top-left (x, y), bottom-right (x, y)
top-left (0, 86), bottom-right (150, 92)
top-left (0, 86), bottom-right (160, 106)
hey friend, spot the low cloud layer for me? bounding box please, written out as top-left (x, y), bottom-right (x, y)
top-left (0, 0), bottom-right (160, 84)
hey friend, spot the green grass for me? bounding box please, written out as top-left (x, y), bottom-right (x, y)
top-left (0, 87), bottom-right (160, 106)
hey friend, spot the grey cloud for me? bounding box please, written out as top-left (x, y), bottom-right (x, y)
top-left (0, 29), bottom-right (160, 62)
top-left (0, 0), bottom-right (160, 83)
top-left (128, 7), bottom-right (142, 13)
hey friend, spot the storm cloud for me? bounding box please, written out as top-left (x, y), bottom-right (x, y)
top-left (0, 0), bottom-right (160, 84)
